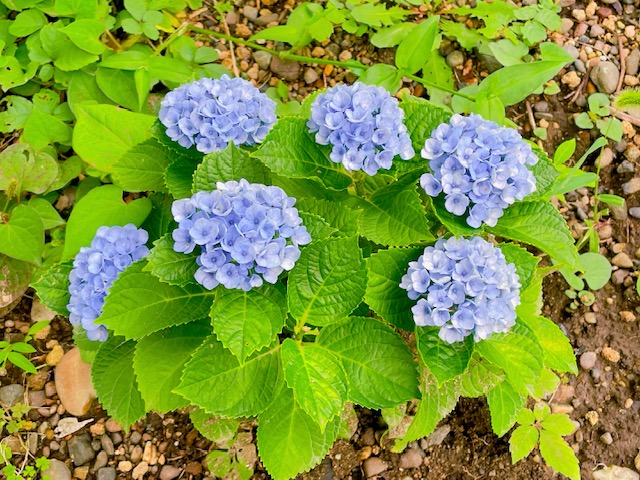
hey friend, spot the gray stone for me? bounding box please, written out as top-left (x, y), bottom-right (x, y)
top-left (580, 351), bottom-right (597, 370)
top-left (622, 177), bottom-right (640, 195)
top-left (610, 204), bottom-right (628, 221)
top-left (612, 252), bottom-right (634, 268)
top-left (304, 68), bottom-right (319, 84)
top-left (43, 459), bottom-right (71, 480)
top-left (130, 431), bottom-right (142, 445)
top-left (100, 434), bottom-right (114, 456)
top-left (534, 100), bottom-right (549, 113)
top-left (363, 457), bottom-right (388, 477)
top-left (68, 434), bottom-right (96, 466)
top-left (626, 49), bottom-right (640, 76)
top-left (255, 14), bottom-right (278, 26)
top-left (611, 269), bottom-right (629, 285)
top-left (446, 50), bottom-right (465, 68)
top-left (590, 25), bottom-right (605, 37)
top-left (399, 448), bottom-right (423, 469)
top-left (93, 451), bottom-right (108, 472)
top-left (422, 425), bottom-right (451, 448)
top-left (629, 207), bottom-right (640, 219)
top-left (253, 51), bottom-right (272, 70)
top-left (600, 432), bottom-right (613, 444)
top-left (560, 18), bottom-right (574, 34)
top-left (477, 53), bottom-right (502, 73)
top-left (242, 5), bottom-right (258, 20)
top-left (0, 384), bottom-right (24, 407)
top-left (97, 467), bottom-right (117, 480)
top-left (590, 61), bottom-right (620, 94)
top-left (269, 57), bottom-right (301, 81)
top-left (617, 160), bottom-right (635, 174)
top-left (159, 466), bottom-right (182, 480)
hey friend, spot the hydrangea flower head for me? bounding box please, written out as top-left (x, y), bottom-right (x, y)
top-left (159, 75), bottom-right (277, 154)
top-left (307, 83), bottom-right (415, 175)
top-left (68, 224), bottom-right (150, 341)
top-left (420, 114), bottom-right (538, 228)
top-left (172, 180), bottom-right (311, 291)
top-left (400, 236), bottom-right (520, 343)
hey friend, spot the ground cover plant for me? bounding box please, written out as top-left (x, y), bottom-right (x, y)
top-left (0, 1), bottom-right (625, 479)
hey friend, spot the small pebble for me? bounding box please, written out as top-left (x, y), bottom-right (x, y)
top-left (446, 50), bottom-right (465, 68)
top-left (620, 311), bottom-right (636, 322)
top-left (602, 346), bottom-right (621, 363)
top-left (580, 351), bottom-right (597, 370)
top-left (625, 398), bottom-right (634, 409)
top-left (585, 410), bottom-right (599, 425)
top-left (118, 461), bottom-right (133, 473)
top-left (611, 253), bottom-right (634, 268)
top-left (584, 312), bottom-right (597, 324)
top-left (600, 432), bottom-right (613, 445)
top-left (363, 457), bottom-right (388, 477)
top-left (96, 467), bottom-right (116, 480)
top-left (622, 178), bottom-right (640, 195)
top-left (630, 207), bottom-right (640, 219)
top-left (159, 466), bottom-right (182, 480)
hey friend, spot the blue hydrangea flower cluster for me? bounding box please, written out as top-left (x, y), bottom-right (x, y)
top-left (159, 75), bottom-right (277, 154)
top-left (307, 83), bottom-right (415, 176)
top-left (420, 114), bottom-right (538, 228)
top-left (400, 236), bottom-right (520, 344)
top-left (68, 225), bottom-right (150, 342)
top-left (172, 179), bottom-right (312, 291)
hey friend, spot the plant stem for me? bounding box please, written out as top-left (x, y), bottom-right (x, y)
top-left (188, 25), bottom-right (475, 101)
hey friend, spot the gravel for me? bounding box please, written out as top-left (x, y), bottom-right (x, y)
top-left (0, 384), bottom-right (24, 407)
top-left (580, 351), bottom-right (598, 370)
top-left (590, 61), bottom-right (620, 94)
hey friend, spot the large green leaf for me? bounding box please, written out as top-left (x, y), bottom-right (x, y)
top-left (212, 283), bottom-right (287, 363)
top-left (92, 335), bottom-right (146, 431)
top-left (95, 68), bottom-right (139, 112)
top-left (487, 201), bottom-right (579, 269)
top-left (455, 354), bottom-right (505, 398)
top-left (395, 15), bottom-right (439, 75)
top-left (538, 430), bottom-right (580, 480)
top-left (509, 425), bottom-right (539, 463)
top-left (356, 173), bottom-right (434, 246)
top-left (0, 204), bottom-right (44, 265)
top-left (393, 370), bottom-right (458, 452)
top-left (518, 315), bottom-right (577, 375)
top-left (190, 408), bottom-right (239, 449)
top-left (100, 262), bottom-right (214, 340)
top-left (72, 104), bottom-right (155, 172)
top-left (252, 117), bottom-right (352, 190)
top-left (498, 242), bottom-right (539, 292)
top-left (399, 100), bottom-right (452, 155)
top-left (31, 261), bottom-right (73, 316)
top-left (133, 319), bottom-right (211, 413)
top-left (486, 380), bottom-right (526, 437)
top-left (176, 338), bottom-right (282, 417)
top-left (192, 143), bottom-right (270, 191)
top-left (365, 247), bottom-right (421, 330)
top-left (288, 236), bottom-right (367, 327)
top-left (0, 255), bottom-right (35, 316)
top-left (281, 339), bottom-right (347, 430)
top-left (317, 317), bottom-right (419, 408)
top-left (296, 198), bottom-right (361, 237)
top-left (144, 234), bottom-right (198, 286)
top-left (112, 138), bottom-right (172, 192)
top-left (416, 327), bottom-right (474, 384)
top-left (257, 386), bottom-right (339, 480)
top-left (165, 155), bottom-right (200, 199)
top-left (61, 185), bottom-right (152, 260)
top-left (141, 193), bottom-right (177, 244)
top-left (0, 144), bottom-right (58, 195)
top-left (430, 194), bottom-right (482, 238)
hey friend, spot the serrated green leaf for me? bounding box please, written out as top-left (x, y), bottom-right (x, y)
top-left (192, 143), bottom-right (269, 192)
top-left (528, 148), bottom-right (560, 200)
top-left (72, 325), bottom-right (100, 363)
top-left (487, 201), bottom-right (579, 269)
top-left (92, 335), bottom-right (146, 431)
top-left (112, 138), bottom-right (172, 193)
top-left (365, 247), bottom-right (421, 330)
top-left (518, 315), bottom-right (577, 374)
top-left (165, 154), bottom-right (200, 199)
top-left (393, 370), bottom-right (458, 452)
top-left (318, 317), bottom-right (419, 409)
top-left (542, 413), bottom-right (575, 436)
top-left (212, 283), bottom-right (287, 362)
top-left (282, 339), bottom-right (347, 430)
top-left (400, 101), bottom-right (452, 155)
top-left (455, 354), bottom-right (505, 398)
top-left (476, 332), bottom-right (543, 396)
top-left (72, 104), bottom-right (155, 173)
top-left (539, 430), bottom-right (580, 480)
top-left (298, 211), bottom-right (336, 240)
top-left (176, 337), bottom-right (282, 417)
top-left (257, 386), bottom-right (339, 480)
top-left (100, 262), bottom-right (214, 339)
top-left (486, 381), bottom-right (527, 436)
top-left (190, 408), bottom-right (239, 449)
top-left (253, 117), bottom-right (352, 190)
top-left (499, 243), bottom-right (539, 291)
top-left (357, 173), bottom-right (434, 246)
top-left (430, 194), bottom-right (482, 237)
top-left (296, 198), bottom-right (360, 237)
top-left (141, 193), bottom-right (177, 244)
top-left (133, 319), bottom-right (211, 413)
top-left (416, 327), bottom-right (474, 384)
top-left (31, 261), bottom-right (72, 316)
top-left (288, 236), bottom-right (367, 327)
top-left (144, 234), bottom-right (198, 286)
top-left (61, 185), bottom-right (152, 260)
top-left (0, 204), bottom-right (44, 265)
top-left (509, 425), bottom-right (539, 463)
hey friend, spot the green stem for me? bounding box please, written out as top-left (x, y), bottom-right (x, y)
top-left (154, 23), bottom-right (189, 56)
top-left (187, 25), bottom-right (475, 101)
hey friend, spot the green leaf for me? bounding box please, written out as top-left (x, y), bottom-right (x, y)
top-left (358, 64), bottom-right (403, 94)
top-left (486, 381), bottom-right (526, 437)
top-left (212, 283), bottom-right (287, 363)
top-left (55, 0), bottom-right (98, 18)
top-left (0, 143), bottom-right (58, 195)
top-left (253, 117), bottom-right (352, 190)
top-left (487, 201), bottom-right (579, 269)
top-left (99, 50), bottom-right (151, 70)
top-left (597, 117), bottom-right (623, 142)
top-left (61, 185), bottom-right (152, 260)
top-left (9, 9), bottom-right (47, 36)
top-left (477, 332), bottom-right (543, 396)
top-left (0, 254), bottom-right (34, 316)
top-left (27, 198), bottom-right (64, 230)
top-left (72, 104), bottom-right (155, 172)
top-left (296, 198), bottom-right (360, 237)
top-left (440, 20), bottom-right (488, 50)
top-left (528, 148), bottom-right (560, 199)
top-left (542, 413), bottom-right (575, 436)
top-left (176, 337), bottom-right (282, 417)
top-left (95, 68), bottom-right (140, 112)
top-left (357, 173), bottom-right (434, 246)
top-left (365, 247), bottom-right (421, 330)
top-left (72, 325), bottom-right (101, 364)
top-left (39, 23), bottom-right (99, 71)
top-left (31, 261), bottom-right (73, 316)
top-left (392, 370), bottom-right (458, 452)
top-left (509, 425), bottom-right (539, 463)
top-left (0, 205), bottom-right (44, 265)
top-left (430, 194), bottom-right (482, 237)
top-left (399, 100), bottom-right (452, 156)
top-left (350, 3), bottom-right (408, 27)
top-left (282, 339), bottom-right (347, 430)
top-left (396, 16), bottom-right (439, 75)
top-left (112, 139), bottom-right (172, 193)
top-left (147, 56), bottom-right (193, 84)
top-left (421, 50), bottom-right (455, 105)
top-left (579, 252), bottom-right (611, 290)
top-left (192, 143), bottom-right (269, 192)
top-left (100, 261), bottom-right (214, 340)
top-left (92, 335), bottom-right (146, 431)
top-left (416, 327), bottom-right (474, 384)
top-left (257, 386), bottom-right (339, 480)
top-left (60, 19), bottom-right (105, 55)
top-left (370, 23), bottom-right (416, 48)
top-left (598, 193), bottom-right (625, 208)
top-left (518, 315), bottom-right (577, 374)
top-left (318, 317), bottom-right (419, 409)
top-left (298, 211), bottom-right (336, 240)
top-left (21, 108), bottom-right (72, 149)
top-left (0, 96), bottom-right (33, 133)
top-left (7, 351), bottom-right (36, 373)
top-left (499, 243), bottom-right (539, 291)
top-left (288, 236), bottom-right (367, 326)
top-left (488, 39), bottom-right (529, 66)
top-left (455, 355), bottom-right (505, 398)
top-left (141, 193), bottom-right (177, 244)
top-left (67, 71), bottom-right (114, 114)
top-left (190, 408), bottom-right (238, 448)
top-left (133, 319), bottom-right (211, 413)
top-left (144, 234), bottom-right (198, 286)
top-left (539, 430), bottom-right (580, 480)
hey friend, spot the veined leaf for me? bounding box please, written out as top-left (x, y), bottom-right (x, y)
top-left (112, 138), bottom-right (172, 193)
top-left (486, 380), bottom-right (526, 437)
top-left (416, 326), bottom-right (474, 384)
top-left (539, 430), bottom-right (580, 480)
top-left (31, 261), bottom-right (73, 316)
top-left (144, 234), bottom-right (199, 286)
top-left (518, 315), bottom-right (577, 375)
top-left (0, 204), bottom-right (44, 265)
top-left (509, 425), bottom-right (539, 463)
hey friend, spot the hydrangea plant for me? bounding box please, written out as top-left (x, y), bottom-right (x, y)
top-left (36, 80), bottom-right (582, 480)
